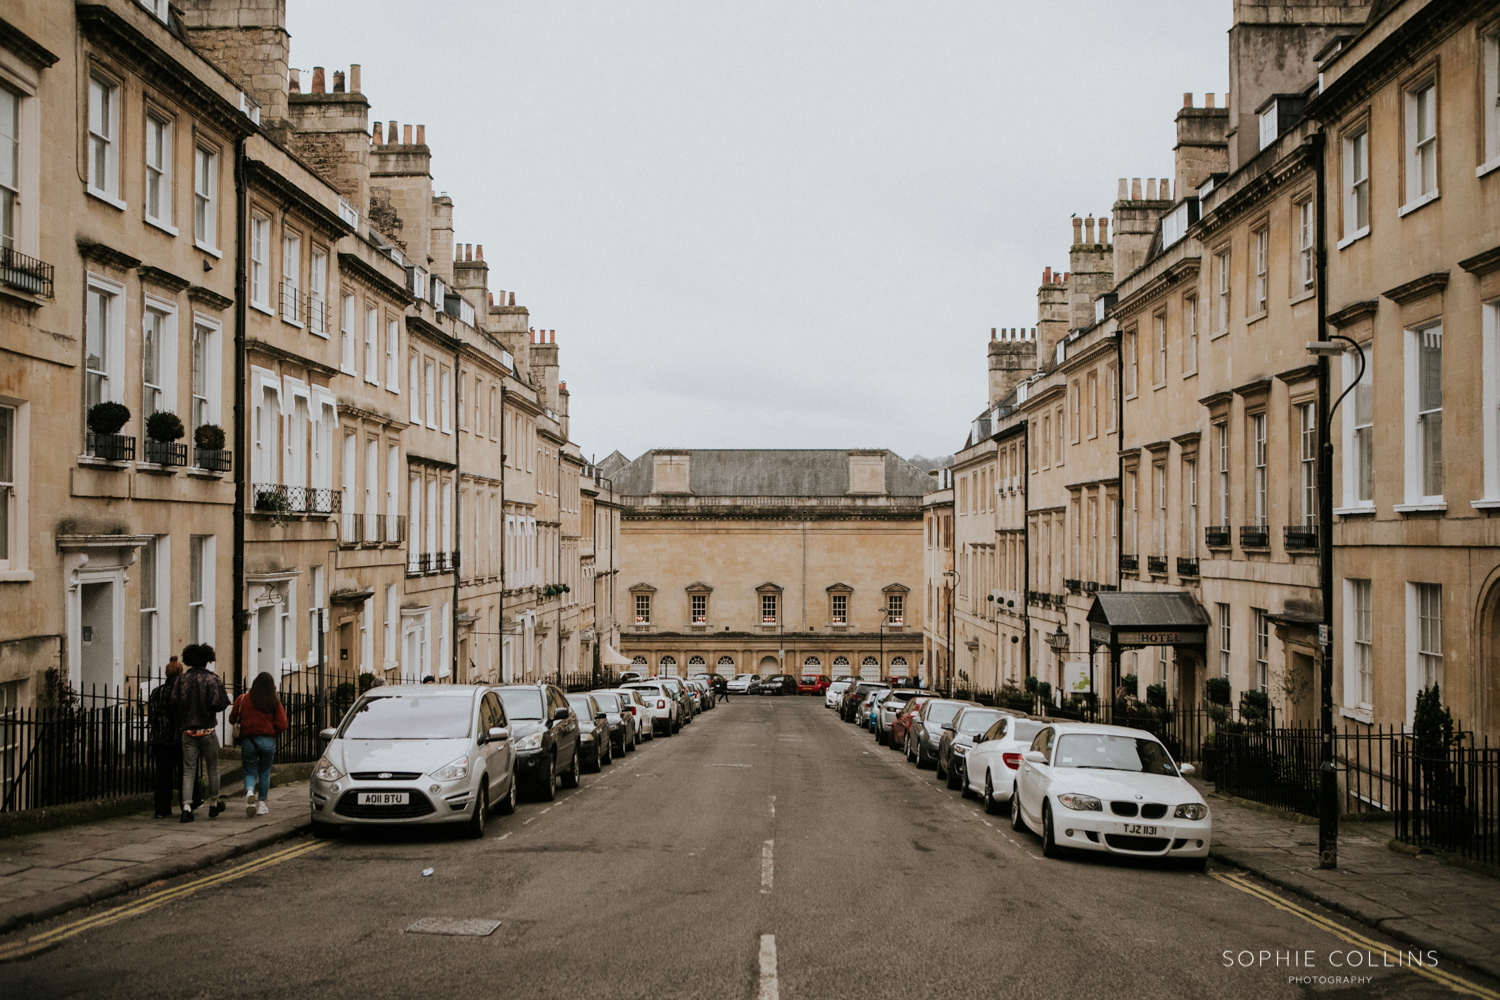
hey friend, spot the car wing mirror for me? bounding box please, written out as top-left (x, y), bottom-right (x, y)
top-left (1023, 750), bottom-right (1047, 764)
top-left (488, 726), bottom-right (509, 743)
top-left (1178, 762), bottom-right (1195, 776)
top-left (941, 723), bottom-right (955, 731)
top-left (319, 728), bottom-right (338, 741)
top-left (552, 706), bottom-right (571, 722)
top-left (595, 711), bottom-right (608, 720)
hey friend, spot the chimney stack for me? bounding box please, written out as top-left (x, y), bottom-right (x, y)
top-left (416, 124), bottom-right (425, 145)
top-left (288, 68), bottom-right (300, 93)
top-left (311, 66), bottom-right (325, 93)
top-left (371, 121), bottom-right (382, 144)
top-left (350, 64), bottom-right (361, 93)
top-left (989, 325), bottom-right (1038, 405)
top-left (332, 70), bottom-right (345, 93)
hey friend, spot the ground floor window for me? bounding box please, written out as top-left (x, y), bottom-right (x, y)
top-left (860, 656), bottom-right (879, 680)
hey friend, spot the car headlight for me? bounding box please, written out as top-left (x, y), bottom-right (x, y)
top-left (1057, 793), bottom-right (1103, 811)
top-left (1174, 803), bottom-right (1209, 820)
top-left (430, 755), bottom-right (470, 782)
top-left (313, 757), bottom-right (344, 782)
top-left (953, 744), bottom-right (969, 755)
top-left (580, 731), bottom-right (594, 741)
top-left (514, 732), bottom-right (544, 751)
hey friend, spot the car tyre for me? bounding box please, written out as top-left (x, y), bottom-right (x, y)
top-left (671, 718), bottom-right (681, 734)
top-left (917, 740), bottom-right (933, 770)
top-left (601, 738), bottom-right (613, 766)
top-left (562, 750), bottom-right (581, 788)
top-left (497, 776), bottom-right (517, 815)
top-left (584, 743), bottom-right (602, 773)
top-left (537, 756), bottom-right (558, 802)
top-left (905, 735), bottom-right (918, 764)
top-left (983, 772), bottom-right (1002, 815)
top-left (1041, 802), bottom-right (1065, 859)
top-left (954, 762), bottom-right (971, 795)
top-left (1012, 793), bottom-right (1028, 832)
top-left (466, 782), bottom-right (488, 839)
top-left (311, 819), bottom-right (340, 838)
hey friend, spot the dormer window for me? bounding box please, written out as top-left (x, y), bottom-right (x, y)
top-left (1258, 107), bottom-right (1278, 150)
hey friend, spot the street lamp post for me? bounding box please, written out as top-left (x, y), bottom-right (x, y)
top-left (1307, 333), bottom-right (1366, 871)
top-left (1046, 624), bottom-right (1069, 714)
top-left (942, 570), bottom-right (958, 697)
top-left (878, 606), bottom-right (890, 682)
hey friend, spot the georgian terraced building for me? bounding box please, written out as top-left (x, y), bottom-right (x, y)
top-left (610, 450), bottom-right (927, 682)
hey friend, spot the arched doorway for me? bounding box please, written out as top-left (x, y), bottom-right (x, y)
top-left (758, 655), bottom-right (780, 676)
top-left (717, 655), bottom-right (736, 678)
top-left (1478, 573), bottom-right (1500, 739)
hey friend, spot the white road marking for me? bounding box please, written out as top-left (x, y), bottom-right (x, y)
top-left (769, 795), bottom-right (776, 818)
top-left (523, 818), bottom-right (535, 825)
top-left (494, 833), bottom-right (511, 841)
top-left (760, 840), bottom-right (775, 893)
top-left (538, 807), bottom-right (551, 814)
top-left (758, 934), bottom-right (779, 1000)
top-left (981, 820), bottom-right (993, 827)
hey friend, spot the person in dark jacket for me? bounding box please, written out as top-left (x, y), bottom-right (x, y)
top-left (230, 673), bottom-right (289, 817)
top-left (148, 657), bottom-right (183, 818)
top-left (172, 643), bottom-right (230, 822)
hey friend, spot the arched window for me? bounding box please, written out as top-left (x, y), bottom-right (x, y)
top-left (688, 655), bottom-right (705, 668)
top-left (631, 656), bottom-right (648, 667)
top-left (832, 655), bottom-right (850, 675)
top-left (860, 656), bottom-right (880, 680)
top-left (659, 655), bottom-right (677, 677)
top-left (717, 655), bottom-right (736, 676)
top-left (802, 656), bottom-right (820, 670)
top-left (889, 656), bottom-right (909, 678)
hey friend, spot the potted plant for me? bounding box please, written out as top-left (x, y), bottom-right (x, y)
top-left (255, 486), bottom-right (294, 526)
top-left (86, 401), bottom-right (132, 461)
top-left (1146, 682), bottom-right (1167, 709)
top-left (1240, 689), bottom-right (1270, 725)
top-left (193, 423), bottom-right (230, 472)
top-left (1200, 730), bottom-right (1218, 783)
top-left (144, 411), bottom-right (186, 466)
top-left (1205, 675), bottom-right (1232, 707)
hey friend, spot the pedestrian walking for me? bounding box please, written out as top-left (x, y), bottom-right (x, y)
top-left (715, 675), bottom-right (728, 704)
top-left (147, 657), bottom-right (183, 818)
top-left (230, 673), bottom-right (288, 817)
top-left (172, 643), bottom-right (230, 823)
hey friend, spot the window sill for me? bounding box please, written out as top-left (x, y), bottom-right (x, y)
top-left (281, 316), bottom-right (305, 330)
top-left (145, 216), bottom-right (179, 237)
top-left (1180, 368), bottom-right (1198, 379)
top-left (0, 569), bottom-right (34, 583)
top-left (309, 327), bottom-right (330, 340)
top-left (1478, 156), bottom-right (1500, 179)
top-left (364, 376), bottom-right (379, 386)
top-left (1397, 190), bottom-right (1439, 218)
top-left (87, 188), bottom-right (128, 212)
top-left (1471, 499), bottom-right (1500, 510)
top-left (1333, 504), bottom-right (1375, 516)
top-left (1336, 226), bottom-right (1370, 251)
top-left (1152, 381), bottom-right (1166, 392)
top-left (340, 364), bottom-right (357, 376)
top-left (135, 461), bottom-right (178, 476)
top-left (1339, 706), bottom-right (1374, 725)
top-left (385, 384), bottom-right (400, 395)
top-left (1246, 310), bottom-right (1268, 327)
top-left (77, 455), bottom-right (129, 470)
top-left (1208, 327), bottom-right (1230, 341)
top-left (1393, 501), bottom-right (1446, 513)
top-left (186, 467), bottom-right (226, 480)
top-left (1289, 288), bottom-right (1316, 307)
top-left (194, 239), bottom-right (223, 260)
top-left (250, 302), bottom-right (275, 317)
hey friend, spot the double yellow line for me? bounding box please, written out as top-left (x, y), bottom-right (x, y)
top-left (1211, 870), bottom-right (1500, 999)
top-left (0, 839), bottom-right (330, 963)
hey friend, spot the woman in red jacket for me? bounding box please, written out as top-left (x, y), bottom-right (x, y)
top-left (230, 673), bottom-right (289, 817)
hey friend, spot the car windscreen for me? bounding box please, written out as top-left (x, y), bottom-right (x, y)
top-left (567, 696), bottom-right (595, 716)
top-left (626, 684), bottom-right (664, 697)
top-left (1053, 734), bottom-right (1179, 776)
top-left (956, 710), bottom-right (1004, 736)
top-left (854, 683), bottom-right (886, 695)
top-left (591, 693), bottom-right (621, 712)
top-left (339, 694), bottom-right (473, 740)
top-left (1012, 721), bottom-right (1045, 744)
top-left (496, 689), bottom-right (546, 721)
top-left (924, 701), bottom-right (964, 727)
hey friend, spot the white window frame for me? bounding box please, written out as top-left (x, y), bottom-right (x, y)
top-left (1153, 312), bottom-right (1166, 385)
top-left (1482, 28), bottom-right (1500, 176)
top-left (141, 295), bottom-right (178, 422)
top-left (1401, 324), bottom-right (1444, 507)
top-left (1299, 402), bottom-right (1317, 526)
top-left (307, 249), bottom-right (327, 337)
top-left (1482, 302), bottom-right (1500, 505)
top-left (440, 367), bottom-right (452, 434)
top-left (1342, 578), bottom-right (1373, 718)
top-left (1341, 128), bottom-right (1370, 245)
top-left (144, 113), bottom-right (174, 233)
top-left (280, 228), bottom-right (301, 325)
top-left (1216, 250), bottom-right (1231, 332)
top-left (84, 273), bottom-right (125, 415)
top-left (189, 534), bottom-right (215, 646)
top-left (1252, 228), bottom-right (1268, 315)
top-left (364, 436), bottom-right (378, 538)
top-left (385, 317), bottom-right (399, 392)
top-left (251, 366), bottom-right (281, 485)
top-left (1401, 80), bottom-right (1438, 213)
top-left (1339, 342), bottom-right (1375, 510)
top-left (1405, 582), bottom-right (1442, 726)
top-left (249, 213), bottom-right (270, 312)
top-left (0, 83), bottom-right (21, 253)
top-left (1251, 413), bottom-right (1267, 529)
top-left (193, 145), bottom-right (218, 253)
top-left (1258, 106), bottom-right (1278, 151)
top-left (1185, 458), bottom-right (1198, 552)
top-left (189, 315), bottom-right (221, 438)
top-left (0, 399), bottom-right (29, 578)
top-left (386, 443), bottom-right (399, 542)
top-left (1216, 422), bottom-right (1230, 528)
top-left (1183, 296), bottom-right (1198, 374)
top-left (1253, 608), bottom-right (1269, 693)
top-left (1217, 603), bottom-right (1231, 678)
top-left (408, 476), bottom-right (422, 573)
top-left (1297, 200), bottom-right (1315, 291)
top-left (364, 306), bottom-right (379, 384)
top-left (87, 75), bottom-right (122, 206)
top-left (424, 360), bottom-right (437, 428)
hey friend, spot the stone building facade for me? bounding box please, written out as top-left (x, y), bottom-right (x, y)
top-left (613, 450), bottom-right (926, 682)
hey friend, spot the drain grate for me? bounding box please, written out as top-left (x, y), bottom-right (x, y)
top-left (405, 917), bottom-right (502, 937)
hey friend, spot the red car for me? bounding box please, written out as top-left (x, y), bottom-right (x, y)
top-left (889, 696), bottom-right (934, 751)
top-left (797, 674), bottom-right (831, 695)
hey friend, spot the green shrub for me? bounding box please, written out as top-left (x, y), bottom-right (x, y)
top-left (1145, 682), bottom-right (1167, 708)
top-left (1205, 676), bottom-right (1231, 706)
top-left (1412, 684), bottom-right (1456, 760)
top-left (1024, 675), bottom-right (1039, 695)
top-left (358, 672), bottom-right (377, 694)
top-left (194, 423), bottom-right (226, 450)
top-left (1241, 689), bottom-right (1270, 722)
top-left (86, 401), bottom-right (131, 435)
top-left (1122, 673), bottom-right (1138, 697)
top-left (1036, 681), bottom-right (1052, 704)
top-left (145, 410), bottom-right (185, 442)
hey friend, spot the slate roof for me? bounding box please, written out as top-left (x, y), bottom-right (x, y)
top-left (611, 450), bottom-right (933, 498)
top-left (1086, 591), bottom-right (1211, 630)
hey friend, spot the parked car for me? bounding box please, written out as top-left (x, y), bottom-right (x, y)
top-left (654, 676), bottom-right (694, 724)
top-left (495, 684), bottom-right (581, 800)
top-left (589, 690), bottom-right (638, 754)
top-left (691, 674), bottom-right (725, 703)
top-left (797, 674), bottom-right (832, 696)
top-left (863, 688), bottom-right (896, 729)
top-left (727, 674), bottom-right (763, 695)
top-left (890, 697), bottom-right (933, 751)
top-left (602, 688), bottom-right (650, 746)
top-left (936, 706), bottom-right (1013, 789)
top-left (824, 678), bottom-right (858, 709)
top-left (840, 681), bottom-right (889, 722)
top-left (875, 689), bottom-right (937, 746)
top-left (624, 681), bottom-right (680, 735)
top-left (310, 685), bottom-right (517, 838)
top-left (760, 674), bottom-right (797, 696)
top-left (688, 677), bottom-right (713, 710)
top-left (905, 698), bottom-right (973, 768)
top-left (566, 693), bottom-right (613, 772)
top-left (1012, 723), bottom-right (1210, 867)
top-left (962, 715), bottom-right (1048, 814)
top-left (618, 671), bottom-right (645, 684)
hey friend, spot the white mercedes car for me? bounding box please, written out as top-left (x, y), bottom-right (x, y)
top-left (1012, 723), bottom-right (1211, 868)
top-left (961, 715), bottom-right (1047, 813)
top-left (824, 678), bottom-right (855, 709)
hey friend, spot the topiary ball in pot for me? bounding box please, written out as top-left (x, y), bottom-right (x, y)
top-left (86, 401), bottom-right (131, 435)
top-left (145, 411), bottom-right (185, 442)
top-left (194, 423), bottom-right (226, 450)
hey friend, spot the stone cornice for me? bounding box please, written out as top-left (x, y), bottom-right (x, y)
top-left (1458, 245), bottom-right (1500, 277)
top-left (137, 265), bottom-right (192, 294)
top-left (1327, 299), bottom-right (1379, 328)
top-left (0, 15), bottom-right (60, 69)
top-left (77, 239), bottom-right (140, 272)
top-left (187, 284), bottom-right (234, 312)
top-left (247, 158), bottom-right (352, 241)
top-left (1383, 271), bottom-right (1448, 306)
top-left (245, 337), bottom-right (340, 378)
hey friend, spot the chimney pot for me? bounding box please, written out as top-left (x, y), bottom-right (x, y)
top-left (1100, 217), bottom-right (1110, 243)
top-left (350, 64), bottom-right (361, 93)
top-left (1160, 179), bottom-right (1171, 201)
top-left (509, 292), bottom-right (515, 306)
top-left (416, 124), bottom-right (426, 145)
top-left (465, 244), bottom-right (473, 262)
top-left (288, 68), bottom-right (301, 93)
top-left (1205, 93), bottom-right (1216, 109)
top-left (388, 121), bottom-right (397, 145)
top-left (371, 121), bottom-right (383, 144)
top-left (1131, 178), bottom-right (1142, 200)
top-left (1084, 215), bottom-right (1096, 244)
top-left (402, 124), bottom-right (412, 144)
top-left (1146, 178), bottom-right (1157, 201)
top-left (1071, 217), bottom-right (1083, 244)
top-left (1183, 92), bottom-right (1193, 108)
top-left (1043, 266), bottom-right (1052, 284)
top-left (311, 67), bottom-right (325, 93)
top-left (332, 70), bottom-right (345, 93)
top-left (1117, 178), bottom-right (1128, 200)
top-left (475, 244), bottom-right (483, 261)
top-left (488, 293), bottom-right (494, 306)
top-left (991, 328), bottom-right (997, 341)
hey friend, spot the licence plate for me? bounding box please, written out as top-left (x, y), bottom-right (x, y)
top-left (357, 791), bottom-right (409, 806)
top-left (1123, 823), bottom-right (1157, 835)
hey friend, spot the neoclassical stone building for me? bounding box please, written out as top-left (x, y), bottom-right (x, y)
top-left (608, 449), bottom-right (927, 681)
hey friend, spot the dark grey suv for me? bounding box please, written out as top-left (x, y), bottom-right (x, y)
top-left (497, 684), bottom-right (581, 800)
top-left (905, 698), bottom-right (975, 769)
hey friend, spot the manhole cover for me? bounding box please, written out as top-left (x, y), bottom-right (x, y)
top-left (405, 918), bottom-right (502, 937)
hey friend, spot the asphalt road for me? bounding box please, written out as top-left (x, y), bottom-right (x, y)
top-left (2, 696), bottom-right (1495, 999)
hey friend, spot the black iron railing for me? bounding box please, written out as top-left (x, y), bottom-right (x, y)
top-left (1119, 555), bottom-right (1139, 571)
top-left (1064, 578), bottom-right (1081, 594)
top-left (143, 440), bottom-right (188, 466)
top-left (1395, 738), bottom-right (1499, 866)
top-left (1284, 525), bottom-right (1319, 550)
top-left (279, 280), bottom-right (302, 324)
top-left (194, 447), bottom-right (232, 472)
top-left (0, 245), bottom-right (54, 297)
top-left (87, 432), bottom-right (135, 462)
top-left (1177, 557), bottom-right (1200, 577)
top-left (253, 484), bottom-right (341, 515)
top-left (1147, 557), bottom-right (1167, 574)
top-left (1205, 526), bottom-right (1231, 548)
top-left (1240, 526), bottom-right (1270, 548)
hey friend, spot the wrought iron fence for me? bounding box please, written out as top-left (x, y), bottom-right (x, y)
top-left (1394, 738), bottom-right (1499, 866)
top-left (87, 432), bottom-right (135, 462)
top-left (253, 483), bottom-right (342, 515)
top-left (144, 439), bottom-right (188, 466)
top-left (0, 245), bottom-right (54, 297)
top-left (1205, 526), bottom-right (1231, 548)
top-left (194, 447), bottom-right (232, 472)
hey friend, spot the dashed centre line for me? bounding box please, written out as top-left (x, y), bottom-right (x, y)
top-left (760, 840), bottom-right (775, 893)
top-left (757, 934), bottom-right (779, 1000)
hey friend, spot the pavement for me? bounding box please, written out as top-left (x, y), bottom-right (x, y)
top-left (1203, 785), bottom-right (1500, 981)
top-left (0, 697), bottom-right (1494, 999)
top-left (0, 781), bottom-right (309, 935)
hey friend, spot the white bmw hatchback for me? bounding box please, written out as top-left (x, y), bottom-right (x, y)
top-left (1012, 722), bottom-right (1211, 867)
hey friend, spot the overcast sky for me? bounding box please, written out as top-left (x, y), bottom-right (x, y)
top-left (286, 1), bottom-right (1231, 463)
